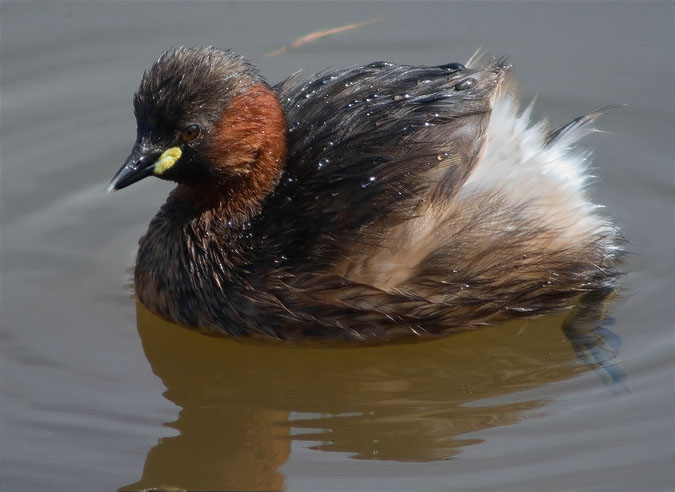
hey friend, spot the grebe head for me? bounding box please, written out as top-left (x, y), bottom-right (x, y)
top-left (109, 47), bottom-right (287, 214)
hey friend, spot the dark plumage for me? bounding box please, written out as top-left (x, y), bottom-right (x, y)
top-left (110, 47), bottom-right (623, 341)
top-left (134, 48), bottom-right (264, 131)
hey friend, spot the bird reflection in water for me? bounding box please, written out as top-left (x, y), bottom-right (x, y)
top-left (120, 292), bottom-right (625, 492)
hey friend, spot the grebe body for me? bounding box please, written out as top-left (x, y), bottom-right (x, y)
top-left (110, 47), bottom-right (622, 341)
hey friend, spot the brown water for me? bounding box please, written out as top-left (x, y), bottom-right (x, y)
top-left (2, 2), bottom-right (673, 491)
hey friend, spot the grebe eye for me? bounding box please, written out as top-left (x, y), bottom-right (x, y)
top-left (181, 124), bottom-right (200, 142)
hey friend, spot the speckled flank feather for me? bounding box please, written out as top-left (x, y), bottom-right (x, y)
top-left (125, 48), bottom-right (623, 341)
top-left (265, 60), bottom-right (505, 269)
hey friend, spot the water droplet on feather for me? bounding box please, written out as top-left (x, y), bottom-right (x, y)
top-left (362, 176), bottom-right (377, 188)
top-left (317, 158), bottom-right (330, 169)
top-left (455, 78), bottom-right (476, 91)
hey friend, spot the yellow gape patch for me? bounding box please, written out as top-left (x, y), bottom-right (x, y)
top-left (154, 147), bottom-right (182, 175)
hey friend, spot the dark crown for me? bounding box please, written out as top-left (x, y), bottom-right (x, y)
top-left (133, 47), bottom-right (266, 130)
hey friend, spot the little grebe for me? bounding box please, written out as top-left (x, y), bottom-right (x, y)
top-left (109, 47), bottom-right (622, 341)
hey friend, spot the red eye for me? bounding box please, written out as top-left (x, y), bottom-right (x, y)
top-left (181, 124), bottom-right (200, 142)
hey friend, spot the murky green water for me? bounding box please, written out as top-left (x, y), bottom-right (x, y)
top-left (2, 2), bottom-right (673, 491)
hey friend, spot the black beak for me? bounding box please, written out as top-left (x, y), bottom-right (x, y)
top-left (108, 143), bottom-right (162, 192)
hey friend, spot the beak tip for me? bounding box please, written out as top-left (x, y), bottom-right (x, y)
top-left (109, 144), bottom-right (158, 192)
